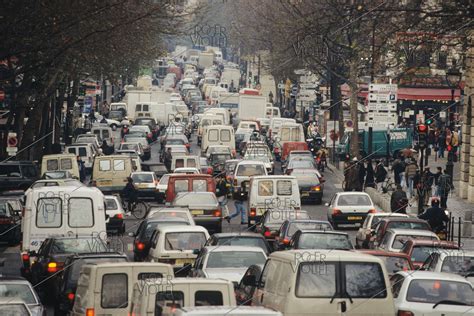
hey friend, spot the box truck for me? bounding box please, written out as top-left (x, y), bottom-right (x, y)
top-left (198, 51), bottom-right (214, 69)
top-left (238, 95), bottom-right (267, 121)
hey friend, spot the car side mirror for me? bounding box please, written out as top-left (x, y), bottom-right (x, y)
top-left (324, 203), bottom-right (330, 207)
top-left (242, 274), bottom-right (257, 287)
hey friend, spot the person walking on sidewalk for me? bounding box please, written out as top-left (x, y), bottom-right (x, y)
top-left (225, 181), bottom-right (247, 225)
top-left (405, 158), bottom-right (418, 197)
top-left (365, 160), bottom-right (375, 188)
top-left (421, 167), bottom-right (434, 206)
top-left (391, 184), bottom-right (408, 213)
top-left (438, 130), bottom-right (446, 158)
top-left (392, 156), bottom-right (405, 185)
top-left (163, 148), bottom-right (173, 173)
top-left (375, 160), bottom-right (387, 192)
top-left (434, 166), bottom-right (442, 196)
top-left (438, 169), bottom-right (454, 209)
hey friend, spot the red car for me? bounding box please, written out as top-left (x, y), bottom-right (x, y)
top-left (399, 239), bottom-right (459, 269)
top-left (165, 174), bottom-right (216, 203)
top-left (360, 250), bottom-right (414, 276)
top-left (369, 217), bottom-right (431, 249)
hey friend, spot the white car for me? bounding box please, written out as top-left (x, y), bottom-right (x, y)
top-left (174, 167), bottom-right (200, 174)
top-left (165, 144), bottom-right (188, 156)
top-left (147, 207), bottom-right (196, 225)
top-left (0, 278), bottom-right (44, 316)
top-left (118, 142), bottom-right (145, 157)
top-left (190, 246), bottom-right (267, 285)
top-left (206, 145), bottom-right (233, 158)
top-left (355, 212), bottom-right (409, 249)
top-left (391, 271), bottom-right (474, 315)
top-left (326, 192), bottom-right (376, 229)
top-left (378, 229), bottom-right (439, 252)
top-left (421, 250), bottom-right (474, 285)
top-left (129, 125), bottom-right (151, 135)
top-left (104, 195), bottom-right (126, 234)
top-left (131, 171), bottom-right (160, 201)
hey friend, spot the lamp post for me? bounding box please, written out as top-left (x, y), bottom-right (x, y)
top-left (445, 63), bottom-right (462, 180)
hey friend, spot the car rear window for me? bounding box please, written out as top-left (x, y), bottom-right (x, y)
top-left (258, 180), bottom-right (273, 196)
top-left (46, 159), bottom-right (59, 171)
top-left (99, 160), bottom-right (111, 171)
top-left (113, 159), bottom-right (125, 171)
top-left (387, 221), bottom-right (430, 231)
top-left (378, 256), bottom-right (411, 275)
top-left (0, 165), bottom-right (21, 177)
top-left (132, 173), bottom-right (153, 183)
top-left (206, 251), bottom-right (266, 268)
top-left (296, 262), bottom-right (336, 297)
top-left (174, 179), bottom-right (188, 193)
top-left (236, 164), bottom-right (266, 176)
top-left (51, 238), bottom-right (107, 254)
top-left (288, 222), bottom-right (332, 236)
top-left (441, 255), bottom-right (474, 275)
top-left (298, 233), bottom-right (352, 250)
top-left (337, 195), bottom-right (372, 206)
top-left (36, 198), bottom-right (62, 228)
top-left (195, 291), bottom-right (223, 306)
top-left (406, 279), bottom-right (473, 305)
top-left (105, 199), bottom-right (118, 210)
top-left (208, 129), bottom-right (219, 141)
top-left (192, 179), bottom-right (207, 191)
top-left (101, 273), bottom-right (128, 308)
top-left (277, 180), bottom-right (292, 195)
top-left (69, 198), bottom-right (94, 227)
top-left (164, 232), bottom-right (206, 250)
top-left (221, 130), bottom-right (231, 142)
top-left (217, 237), bottom-right (267, 250)
top-left (345, 263), bottom-right (387, 298)
top-left (392, 235), bottom-right (438, 250)
top-left (0, 284), bottom-right (36, 304)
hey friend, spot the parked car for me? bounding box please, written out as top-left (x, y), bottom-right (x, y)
top-left (360, 250), bottom-right (414, 276)
top-left (0, 276), bottom-right (44, 316)
top-left (399, 239), bottom-right (459, 269)
top-left (378, 229), bottom-right (439, 252)
top-left (287, 230), bottom-right (354, 250)
top-left (274, 219), bottom-right (333, 250)
top-left (204, 232), bottom-right (272, 255)
top-left (326, 192), bottom-right (376, 229)
top-left (391, 271), bottom-right (474, 315)
top-left (355, 213), bottom-right (409, 249)
top-left (190, 246), bottom-right (267, 285)
top-left (0, 161), bottom-right (40, 192)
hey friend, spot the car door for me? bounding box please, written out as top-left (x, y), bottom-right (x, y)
top-left (32, 239), bottom-right (51, 282)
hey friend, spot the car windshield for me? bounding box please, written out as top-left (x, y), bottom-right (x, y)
top-left (392, 235), bottom-right (438, 250)
top-left (144, 220), bottom-right (189, 238)
top-left (337, 194), bottom-right (372, 206)
top-left (164, 232), bottom-right (206, 251)
top-left (206, 251), bottom-right (266, 268)
top-left (68, 257), bottom-right (127, 286)
top-left (211, 154), bottom-right (231, 164)
top-left (289, 160), bottom-right (314, 169)
top-left (236, 164), bottom-right (266, 176)
top-left (173, 193), bottom-right (216, 206)
top-left (132, 173), bottom-right (154, 183)
top-left (216, 237), bottom-right (267, 251)
top-left (51, 238), bottom-right (108, 254)
top-left (288, 222), bottom-right (331, 236)
top-left (0, 284), bottom-right (36, 304)
top-left (406, 279), bottom-right (474, 305)
top-left (266, 211), bottom-right (309, 225)
top-left (297, 233), bottom-right (352, 250)
top-left (294, 174), bottom-right (320, 187)
top-left (377, 256), bottom-right (411, 275)
top-left (441, 256), bottom-right (474, 276)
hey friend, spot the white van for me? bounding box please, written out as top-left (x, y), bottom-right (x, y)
top-left (21, 186), bottom-right (107, 254)
top-left (92, 154), bottom-right (137, 193)
top-left (65, 143), bottom-right (96, 172)
top-left (197, 115), bottom-right (223, 145)
top-left (269, 118), bottom-right (295, 139)
top-left (276, 122), bottom-right (305, 152)
top-left (209, 86), bottom-right (227, 106)
top-left (135, 102), bottom-right (158, 120)
top-left (248, 250), bottom-right (396, 315)
top-left (172, 306), bottom-right (283, 316)
top-left (91, 125), bottom-right (114, 146)
top-left (201, 125), bottom-right (235, 156)
top-left (265, 107), bottom-right (280, 119)
top-left (171, 155), bottom-right (201, 171)
top-left (237, 121), bottom-right (259, 131)
top-left (205, 108), bottom-right (230, 125)
top-left (248, 175), bottom-right (301, 226)
top-left (129, 278), bottom-right (236, 316)
top-left (41, 153), bottom-right (80, 179)
top-left (71, 262), bottom-right (174, 316)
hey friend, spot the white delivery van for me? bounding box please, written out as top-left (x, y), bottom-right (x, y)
top-left (265, 107), bottom-right (281, 119)
top-left (201, 125), bottom-right (235, 156)
top-left (21, 186), bottom-right (107, 254)
top-left (129, 278), bottom-right (236, 316)
top-left (91, 125), bottom-right (114, 146)
top-left (72, 262), bottom-right (174, 316)
top-left (248, 175), bottom-right (300, 226)
top-left (276, 122), bottom-right (305, 152)
top-left (269, 118), bottom-right (295, 139)
top-left (172, 306), bottom-right (283, 316)
top-left (92, 154), bottom-right (138, 193)
top-left (209, 86), bottom-right (227, 106)
top-left (171, 156), bottom-right (201, 172)
top-left (204, 108), bottom-right (230, 125)
top-left (65, 143), bottom-right (96, 172)
top-left (248, 250), bottom-right (396, 315)
top-left (197, 115), bottom-right (223, 145)
top-left (41, 153), bottom-right (80, 179)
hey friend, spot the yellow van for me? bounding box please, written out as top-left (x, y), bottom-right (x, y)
top-left (92, 155), bottom-right (137, 193)
top-left (41, 153), bottom-right (79, 179)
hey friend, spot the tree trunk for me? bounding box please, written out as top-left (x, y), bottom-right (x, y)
top-left (18, 99), bottom-right (45, 161)
top-left (349, 58), bottom-right (360, 158)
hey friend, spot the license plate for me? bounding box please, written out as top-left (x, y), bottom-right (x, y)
top-left (348, 216), bottom-right (363, 220)
top-left (138, 184), bottom-right (150, 189)
top-left (301, 192), bottom-right (310, 197)
top-left (98, 180), bottom-right (112, 186)
top-left (175, 258), bottom-right (194, 266)
top-left (191, 210), bottom-right (204, 215)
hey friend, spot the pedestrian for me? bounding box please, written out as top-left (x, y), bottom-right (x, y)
top-left (391, 156), bottom-right (405, 185)
top-left (216, 175), bottom-right (229, 209)
top-left (365, 160), bottom-right (375, 188)
top-left (438, 130), bottom-right (446, 158)
top-left (374, 160), bottom-right (387, 192)
top-left (434, 166), bottom-right (442, 196)
top-left (404, 158), bottom-right (418, 198)
top-left (163, 148), bottom-right (173, 172)
top-left (225, 181), bottom-right (247, 225)
top-left (101, 101), bottom-right (110, 118)
top-left (421, 167), bottom-right (434, 206)
top-left (438, 169), bottom-right (454, 209)
top-left (77, 156), bottom-right (86, 182)
top-left (391, 184), bottom-right (408, 213)
top-left (358, 161), bottom-right (366, 190)
top-left (418, 197), bottom-right (450, 231)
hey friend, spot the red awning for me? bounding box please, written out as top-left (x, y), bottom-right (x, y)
top-left (397, 87), bottom-right (461, 101)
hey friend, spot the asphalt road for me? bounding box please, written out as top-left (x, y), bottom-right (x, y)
top-left (0, 128), bottom-right (354, 315)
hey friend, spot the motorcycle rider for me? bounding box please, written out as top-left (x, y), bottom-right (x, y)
top-left (307, 121), bottom-right (319, 138)
top-left (315, 147), bottom-right (328, 171)
top-left (418, 197), bottom-right (450, 232)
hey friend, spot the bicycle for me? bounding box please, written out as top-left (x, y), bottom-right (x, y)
top-left (120, 195), bottom-right (149, 219)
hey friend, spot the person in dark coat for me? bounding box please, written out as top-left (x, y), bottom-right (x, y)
top-left (365, 160), bottom-right (375, 188)
top-left (438, 169), bottom-right (453, 209)
top-left (77, 156), bottom-right (86, 182)
top-left (163, 148), bottom-right (173, 172)
top-left (358, 162), bottom-right (366, 190)
top-left (122, 177), bottom-right (138, 212)
top-left (374, 161), bottom-right (387, 191)
top-left (391, 157), bottom-right (405, 185)
top-left (419, 198), bottom-right (450, 231)
top-left (101, 140), bottom-right (112, 155)
top-left (391, 184), bottom-right (408, 213)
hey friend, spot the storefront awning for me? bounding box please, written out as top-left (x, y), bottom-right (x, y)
top-left (397, 88), bottom-right (461, 101)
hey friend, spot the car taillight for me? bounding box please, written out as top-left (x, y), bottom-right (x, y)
top-left (115, 213), bottom-right (123, 219)
top-left (67, 292), bottom-right (75, 301)
top-left (22, 253), bottom-right (29, 262)
top-left (368, 209), bottom-right (376, 213)
top-left (283, 238), bottom-right (290, 244)
top-left (207, 167), bottom-right (213, 175)
top-left (213, 210), bottom-right (221, 217)
top-left (264, 230), bottom-right (271, 237)
top-left (158, 259), bottom-right (176, 264)
top-left (47, 262), bottom-right (64, 273)
top-left (397, 311), bottom-right (414, 316)
top-left (86, 308), bottom-right (95, 316)
top-left (250, 208), bottom-right (256, 217)
top-left (311, 185), bottom-right (321, 191)
top-left (332, 208), bottom-right (342, 215)
top-left (136, 242), bottom-right (145, 251)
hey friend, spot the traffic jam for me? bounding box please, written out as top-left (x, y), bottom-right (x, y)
top-left (1, 24), bottom-right (474, 316)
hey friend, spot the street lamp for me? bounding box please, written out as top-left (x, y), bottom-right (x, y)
top-left (445, 62), bottom-right (462, 180)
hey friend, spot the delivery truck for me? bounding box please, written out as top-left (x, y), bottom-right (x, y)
top-left (198, 51), bottom-right (214, 69)
top-left (125, 90), bottom-right (152, 120)
top-left (218, 92), bottom-right (239, 113)
top-left (238, 94), bottom-right (267, 121)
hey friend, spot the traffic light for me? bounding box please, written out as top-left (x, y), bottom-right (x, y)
top-left (425, 117), bottom-right (433, 125)
top-left (417, 124), bottom-right (428, 149)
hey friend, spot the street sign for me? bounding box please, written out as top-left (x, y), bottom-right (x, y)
top-left (7, 132), bottom-right (17, 156)
top-left (416, 113), bottom-right (425, 123)
top-left (345, 120), bottom-right (354, 132)
top-left (277, 83), bottom-right (285, 89)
